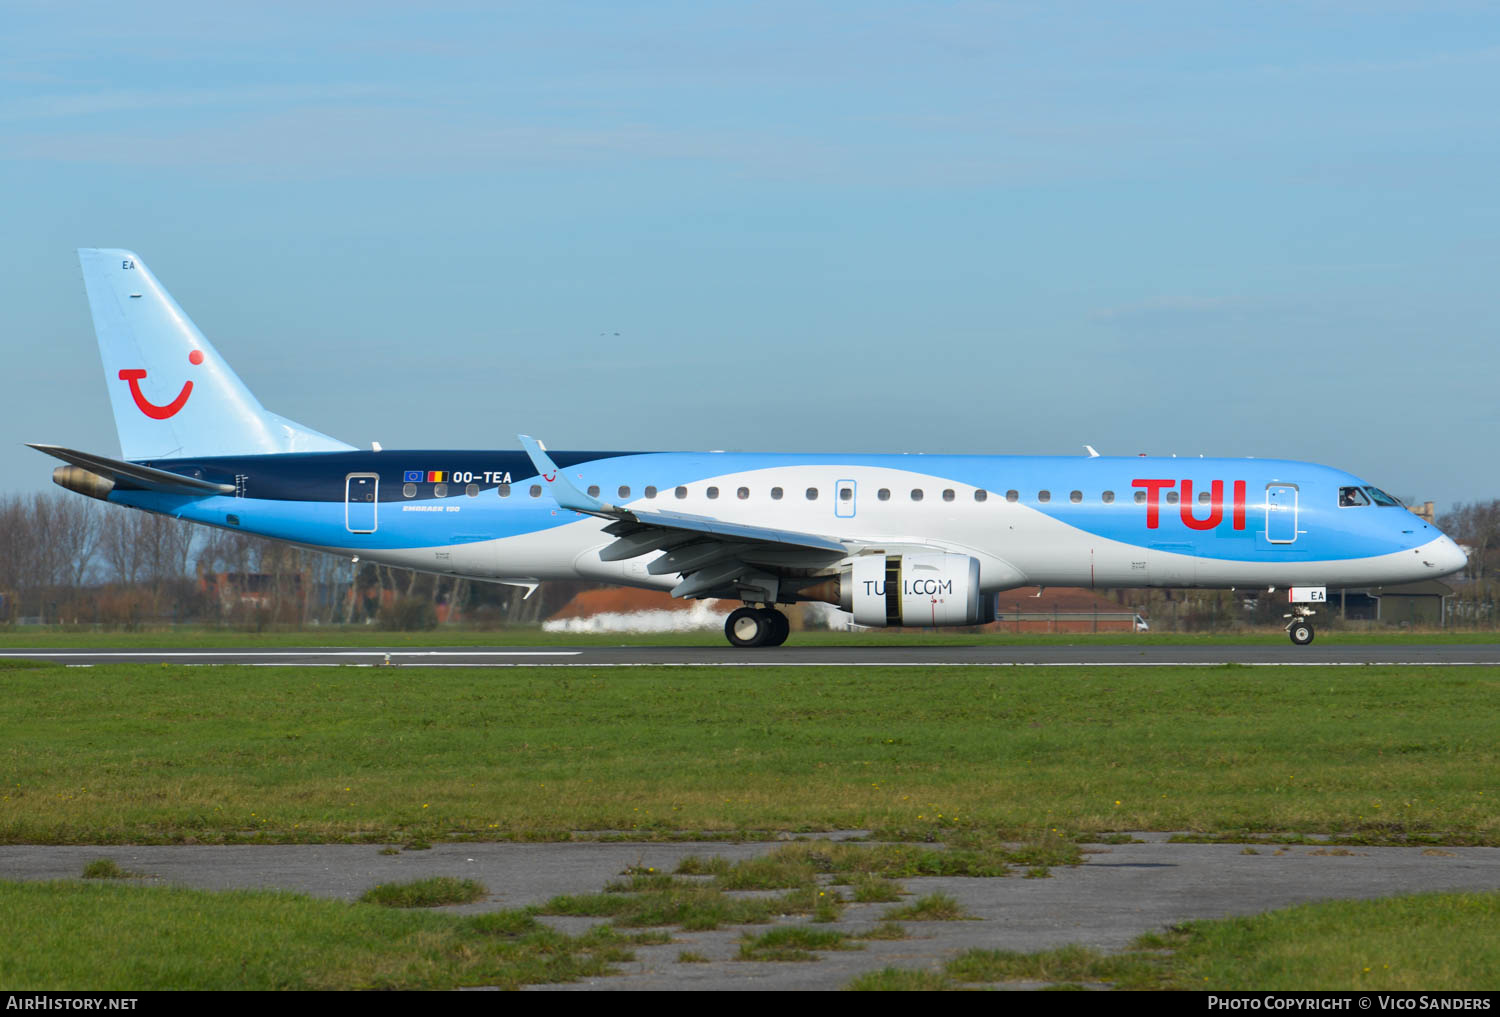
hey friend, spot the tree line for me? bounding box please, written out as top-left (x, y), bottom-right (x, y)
top-left (0, 492), bottom-right (586, 629)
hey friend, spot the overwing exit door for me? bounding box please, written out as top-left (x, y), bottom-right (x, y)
top-left (835, 479), bottom-right (857, 518)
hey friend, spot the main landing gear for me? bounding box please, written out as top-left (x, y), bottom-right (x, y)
top-left (725, 606), bottom-right (790, 648)
top-left (1284, 606), bottom-right (1316, 646)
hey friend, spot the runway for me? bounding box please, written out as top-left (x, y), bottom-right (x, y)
top-left (6, 642), bottom-right (1500, 667)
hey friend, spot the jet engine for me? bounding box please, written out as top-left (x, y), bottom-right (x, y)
top-left (800, 553), bottom-right (995, 628)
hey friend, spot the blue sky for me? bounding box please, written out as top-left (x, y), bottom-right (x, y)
top-left (3, 1), bottom-right (1497, 508)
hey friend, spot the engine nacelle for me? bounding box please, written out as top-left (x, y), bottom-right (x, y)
top-left (842, 553), bottom-right (994, 628)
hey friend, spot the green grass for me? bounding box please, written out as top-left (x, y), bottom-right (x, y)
top-left (671, 840), bottom-right (1076, 891)
top-left (849, 875), bottom-right (903, 902)
top-left (80, 858), bottom-right (142, 880)
top-left (2, 663), bottom-right (1497, 844)
top-left (738, 926), bottom-right (861, 962)
top-left (847, 968), bottom-right (960, 990)
top-left (540, 882), bottom-right (782, 931)
top-left (881, 893), bottom-right (970, 922)
top-left (357, 877), bottom-right (488, 908)
top-left (849, 891), bottom-right (1500, 990)
top-left (0, 880), bottom-right (629, 990)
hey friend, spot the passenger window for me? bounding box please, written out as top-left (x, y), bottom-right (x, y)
top-left (771, 487), bottom-right (783, 500)
top-left (706, 486), bottom-right (719, 499)
top-left (1340, 486), bottom-right (1370, 507)
top-left (1165, 491), bottom-right (1179, 505)
top-left (1006, 490), bottom-right (1019, 502)
top-left (675, 486), bottom-right (688, 499)
top-left (618, 485), bottom-right (631, 499)
top-left (1134, 491), bottom-right (1146, 504)
top-left (466, 483), bottom-right (479, 497)
top-left (911, 489), bottom-right (924, 502)
top-left (587, 485), bottom-right (600, 497)
top-left (974, 489), bottom-right (987, 502)
top-left (942, 489), bottom-right (955, 502)
top-left (738, 487), bottom-right (750, 500)
top-left (1199, 491), bottom-right (1210, 504)
top-left (644, 486), bottom-right (657, 499)
top-left (805, 487), bottom-right (819, 501)
top-left (497, 483), bottom-right (511, 498)
top-left (403, 483), bottom-right (416, 498)
top-left (1038, 490), bottom-right (1050, 502)
top-left (433, 483), bottom-right (448, 498)
top-left (1102, 490), bottom-right (1114, 503)
top-left (878, 488), bottom-right (890, 501)
top-left (1069, 490), bottom-right (1082, 503)
top-left (529, 485), bottom-right (542, 498)
top-left (840, 487), bottom-right (853, 501)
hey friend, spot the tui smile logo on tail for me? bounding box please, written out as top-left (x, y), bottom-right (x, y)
top-left (119, 349), bottom-right (203, 420)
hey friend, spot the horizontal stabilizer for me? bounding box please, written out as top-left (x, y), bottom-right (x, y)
top-left (28, 443), bottom-right (234, 496)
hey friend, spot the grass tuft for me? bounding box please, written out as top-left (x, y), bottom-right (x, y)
top-left (81, 858), bottom-right (141, 880)
top-left (846, 967), bottom-right (958, 990)
top-left (850, 875), bottom-right (903, 902)
top-left (357, 876), bottom-right (487, 908)
top-left (881, 893), bottom-right (971, 922)
top-left (738, 927), bottom-right (861, 962)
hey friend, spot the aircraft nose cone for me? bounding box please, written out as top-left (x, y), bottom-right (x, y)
top-left (1421, 534), bottom-right (1467, 577)
top-left (1437, 536), bottom-right (1468, 576)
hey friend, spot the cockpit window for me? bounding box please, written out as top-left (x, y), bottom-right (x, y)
top-left (1364, 487), bottom-right (1403, 507)
top-left (1339, 486), bottom-right (1370, 507)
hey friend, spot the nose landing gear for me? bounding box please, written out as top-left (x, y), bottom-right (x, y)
top-left (725, 605), bottom-right (791, 647)
top-left (1284, 605), bottom-right (1316, 645)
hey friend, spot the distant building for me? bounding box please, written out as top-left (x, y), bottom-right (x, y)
top-left (1409, 500), bottom-right (1436, 525)
top-left (1330, 580), bottom-right (1454, 627)
top-left (986, 587), bottom-right (1147, 633)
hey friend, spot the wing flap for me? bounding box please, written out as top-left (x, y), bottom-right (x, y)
top-left (518, 433), bottom-right (849, 602)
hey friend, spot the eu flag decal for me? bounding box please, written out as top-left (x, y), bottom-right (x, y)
top-left (403, 470), bottom-right (423, 483)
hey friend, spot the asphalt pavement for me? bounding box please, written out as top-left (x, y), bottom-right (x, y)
top-left (4, 836), bottom-right (1498, 990)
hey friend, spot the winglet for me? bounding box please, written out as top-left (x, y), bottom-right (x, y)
top-left (518, 434), bottom-right (614, 516)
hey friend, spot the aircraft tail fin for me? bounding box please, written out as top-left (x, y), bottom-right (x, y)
top-left (77, 248), bottom-right (355, 461)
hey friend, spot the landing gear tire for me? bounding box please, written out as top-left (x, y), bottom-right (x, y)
top-left (1289, 622), bottom-right (1315, 646)
top-left (726, 607), bottom-right (771, 647)
top-left (761, 608), bottom-right (790, 647)
top-left (725, 607), bottom-right (790, 648)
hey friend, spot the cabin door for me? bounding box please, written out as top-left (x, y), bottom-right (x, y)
top-left (345, 473), bottom-right (378, 533)
top-left (1266, 484), bottom-right (1298, 544)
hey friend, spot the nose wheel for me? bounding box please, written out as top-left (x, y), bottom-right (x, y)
top-left (725, 606), bottom-right (791, 647)
top-left (1284, 606), bottom-right (1316, 646)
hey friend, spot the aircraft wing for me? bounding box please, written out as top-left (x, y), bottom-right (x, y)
top-left (519, 435), bottom-right (849, 600)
